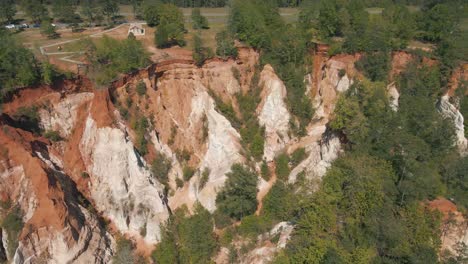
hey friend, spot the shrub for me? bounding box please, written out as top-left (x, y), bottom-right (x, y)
top-left (183, 166), bottom-right (195, 181)
top-left (290, 147), bottom-right (307, 167)
top-left (43, 130), bottom-right (62, 142)
top-left (81, 172), bottom-right (90, 179)
top-left (238, 215), bottom-right (271, 238)
top-left (192, 33), bottom-right (214, 67)
top-left (261, 161), bottom-right (270, 181)
top-left (1, 207), bottom-right (23, 257)
top-left (216, 164), bottom-right (258, 220)
top-left (199, 168), bottom-right (210, 189)
top-left (136, 81), bottom-right (146, 96)
top-left (151, 154), bottom-right (172, 186)
top-left (275, 153), bottom-right (290, 181)
top-left (175, 178), bottom-right (184, 188)
top-left (216, 31), bottom-right (238, 59)
top-left (263, 181), bottom-right (296, 221)
top-left (355, 52), bottom-right (390, 82)
top-left (133, 117), bottom-right (149, 155)
top-left (112, 237), bottom-right (135, 264)
top-left (214, 211), bottom-right (232, 229)
top-left (191, 8), bottom-right (209, 29)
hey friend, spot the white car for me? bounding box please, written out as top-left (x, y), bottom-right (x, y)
top-left (5, 24), bottom-right (15, 29)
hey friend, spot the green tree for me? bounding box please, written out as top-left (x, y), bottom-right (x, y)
top-left (192, 33), bottom-right (213, 66)
top-left (191, 8), bottom-right (209, 29)
top-left (151, 153), bottom-right (172, 187)
top-left (99, 0), bottom-right (119, 24)
top-left (20, 0), bottom-right (48, 23)
top-left (154, 4), bottom-right (185, 48)
top-left (40, 20), bottom-right (60, 39)
top-left (0, 0), bottom-right (16, 23)
top-left (420, 4), bottom-right (458, 42)
top-left (216, 164), bottom-right (258, 220)
top-left (215, 30), bottom-right (238, 59)
top-left (0, 31), bottom-right (40, 94)
top-left (318, 0), bottom-right (341, 38)
top-left (81, 0), bottom-right (101, 25)
top-left (52, 0), bottom-right (79, 23)
top-left (275, 153), bottom-right (290, 181)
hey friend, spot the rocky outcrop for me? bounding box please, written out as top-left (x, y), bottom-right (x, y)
top-left (0, 126), bottom-right (113, 264)
top-left (80, 116), bottom-right (169, 244)
top-left (289, 131), bottom-right (342, 184)
top-left (257, 65), bottom-right (291, 162)
top-left (39, 92), bottom-right (94, 137)
top-left (428, 199), bottom-right (468, 259)
top-left (438, 95), bottom-right (467, 155)
top-left (387, 82), bottom-right (400, 111)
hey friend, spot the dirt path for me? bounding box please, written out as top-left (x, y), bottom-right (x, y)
top-left (255, 162), bottom-right (277, 216)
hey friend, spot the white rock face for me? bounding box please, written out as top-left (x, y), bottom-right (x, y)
top-left (240, 222), bottom-right (294, 264)
top-left (80, 117), bottom-right (169, 244)
top-left (39, 93), bottom-right (94, 137)
top-left (439, 95), bottom-right (468, 155)
top-left (313, 59), bottom-right (353, 121)
top-left (387, 83), bottom-right (400, 111)
top-left (257, 65), bottom-right (291, 161)
top-left (14, 210), bottom-right (114, 264)
top-left (189, 88), bottom-right (243, 212)
top-left (289, 133), bottom-right (342, 184)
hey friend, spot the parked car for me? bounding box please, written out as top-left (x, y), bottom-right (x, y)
top-left (20, 23), bottom-right (29, 28)
top-left (32, 23), bottom-right (40, 28)
top-left (4, 24), bottom-right (15, 29)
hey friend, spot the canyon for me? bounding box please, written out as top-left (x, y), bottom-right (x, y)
top-left (0, 48), bottom-right (466, 263)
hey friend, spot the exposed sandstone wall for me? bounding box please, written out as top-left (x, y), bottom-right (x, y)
top-left (257, 65), bottom-right (291, 162)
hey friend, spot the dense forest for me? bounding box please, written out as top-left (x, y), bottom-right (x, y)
top-left (0, 0), bottom-right (467, 263)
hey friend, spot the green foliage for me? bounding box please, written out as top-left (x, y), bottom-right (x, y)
top-left (151, 153), bottom-right (172, 187)
top-left (20, 0), bottom-right (48, 23)
top-left (0, 31), bottom-right (40, 94)
top-left (263, 181), bottom-right (295, 221)
top-left (419, 3), bottom-right (459, 42)
top-left (1, 207), bottom-right (24, 258)
top-left (0, 0), bottom-right (16, 23)
top-left (43, 130), bottom-right (62, 142)
top-left (133, 117), bottom-right (149, 155)
top-left (41, 21), bottom-right (60, 39)
top-left (237, 82), bottom-right (265, 161)
top-left (355, 51), bottom-right (390, 82)
top-left (175, 178), bottom-right (184, 188)
top-left (192, 33), bottom-right (213, 67)
top-left (183, 166), bottom-right (195, 181)
top-left (86, 36), bottom-right (150, 85)
top-left (317, 0), bottom-right (342, 38)
top-left (216, 31), bottom-right (238, 59)
top-left (290, 147), bottom-right (307, 167)
top-left (136, 81), bottom-right (146, 96)
top-left (112, 237), bottom-right (136, 264)
top-left (199, 168), bottom-right (210, 189)
top-left (154, 4), bottom-right (186, 48)
top-left (216, 164), bottom-right (258, 220)
top-left (260, 161), bottom-right (270, 181)
top-left (209, 90), bottom-right (240, 128)
top-left (191, 8), bottom-right (209, 29)
top-left (238, 215), bottom-right (271, 238)
top-left (52, 0), bottom-right (80, 23)
top-left (41, 62), bottom-right (60, 85)
top-left (152, 205), bottom-right (217, 264)
top-left (443, 156), bottom-right (468, 209)
top-left (275, 153), bottom-right (290, 181)
top-left (99, 0), bottom-right (119, 24)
